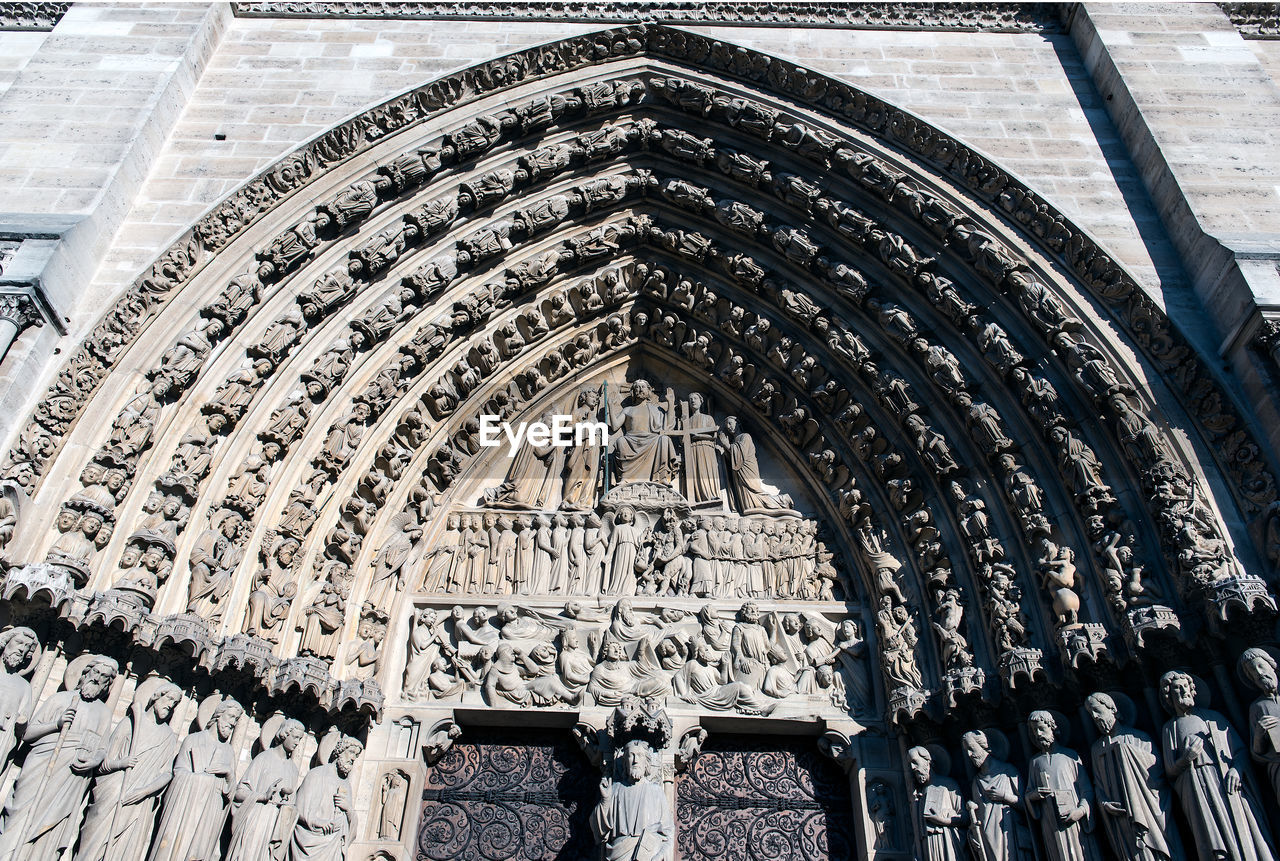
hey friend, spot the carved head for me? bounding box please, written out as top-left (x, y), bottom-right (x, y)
top-left (471, 607), bottom-right (490, 627)
top-left (725, 415), bottom-right (740, 435)
top-left (56, 508), bottom-right (80, 536)
top-left (148, 682), bottom-right (182, 722)
top-left (80, 512), bottom-right (104, 539)
top-left (836, 620), bottom-right (859, 643)
top-left (738, 602), bottom-right (760, 624)
top-left (333, 737), bottom-right (363, 778)
top-left (1240, 648), bottom-right (1279, 694)
top-left (961, 730), bottom-right (990, 770)
top-left (620, 739), bottom-right (657, 783)
top-left (616, 598), bottom-right (635, 623)
top-left (907, 746), bottom-right (933, 786)
top-left (815, 665), bottom-right (835, 688)
top-left (1, 628), bottom-right (37, 672)
top-left (1085, 692), bottom-right (1118, 735)
top-left (78, 657), bottom-right (118, 701)
top-left (1028, 710), bottom-right (1058, 752)
top-left (631, 379), bottom-right (653, 402)
top-left (781, 613), bottom-right (801, 636)
top-left (209, 701), bottom-right (241, 739)
top-left (1159, 671), bottom-right (1196, 716)
top-left (688, 392), bottom-right (704, 412)
top-left (118, 543), bottom-right (142, 570)
top-left (603, 642), bottom-right (626, 663)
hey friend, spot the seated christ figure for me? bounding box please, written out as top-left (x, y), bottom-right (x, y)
top-left (610, 380), bottom-right (679, 485)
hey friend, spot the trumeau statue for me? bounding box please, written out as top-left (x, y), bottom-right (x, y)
top-left (590, 700), bottom-right (675, 861)
top-left (1158, 671), bottom-right (1276, 861)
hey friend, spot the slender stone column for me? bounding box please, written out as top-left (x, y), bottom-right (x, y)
top-left (0, 293), bottom-right (42, 364)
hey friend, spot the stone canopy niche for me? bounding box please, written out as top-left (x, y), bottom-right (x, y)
top-left (0, 20), bottom-right (1278, 861)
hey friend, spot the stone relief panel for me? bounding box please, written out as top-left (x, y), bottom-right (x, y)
top-left (399, 596), bottom-right (872, 718)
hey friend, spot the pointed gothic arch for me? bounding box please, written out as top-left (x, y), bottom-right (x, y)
top-left (1, 21), bottom-right (1278, 861)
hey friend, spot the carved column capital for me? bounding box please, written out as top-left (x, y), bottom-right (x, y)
top-left (0, 292), bottom-right (43, 332)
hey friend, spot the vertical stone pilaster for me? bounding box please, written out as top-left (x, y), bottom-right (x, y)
top-left (1070, 2), bottom-right (1280, 462)
top-left (0, 2), bottom-right (230, 446)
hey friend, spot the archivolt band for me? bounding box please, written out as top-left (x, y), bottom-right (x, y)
top-left (0, 22), bottom-right (1278, 861)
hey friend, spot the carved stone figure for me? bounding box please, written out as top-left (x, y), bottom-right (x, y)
top-left (1025, 710), bottom-right (1101, 861)
top-left (188, 509), bottom-right (245, 621)
top-left (0, 656), bottom-right (119, 860)
top-left (367, 513), bottom-right (422, 607)
top-left (245, 534), bottom-right (302, 642)
top-left (1085, 692), bottom-right (1175, 861)
top-left (0, 627), bottom-right (38, 776)
top-left (227, 717), bottom-right (305, 861)
top-left (1158, 670), bottom-right (1275, 861)
top-left (964, 729), bottom-right (1032, 861)
top-left (77, 680), bottom-right (183, 860)
top-left (673, 639), bottom-right (774, 715)
top-left (609, 380), bottom-right (678, 484)
top-left (591, 739), bottom-right (675, 861)
top-left (1239, 648), bottom-right (1280, 806)
top-left (720, 416), bottom-right (792, 513)
top-left (909, 746), bottom-right (966, 861)
top-left (149, 697), bottom-right (243, 861)
top-left (288, 736), bottom-right (362, 860)
top-left (377, 769), bottom-right (409, 841)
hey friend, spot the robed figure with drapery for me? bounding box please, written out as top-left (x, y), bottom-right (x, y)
top-left (77, 681), bottom-right (183, 860)
top-left (1086, 692), bottom-right (1175, 861)
top-left (1158, 671), bottom-right (1276, 861)
top-left (609, 380), bottom-right (678, 485)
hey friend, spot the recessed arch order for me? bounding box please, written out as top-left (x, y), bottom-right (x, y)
top-left (2, 23), bottom-right (1276, 734)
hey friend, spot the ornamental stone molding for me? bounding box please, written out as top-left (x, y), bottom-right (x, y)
top-left (1222, 2), bottom-right (1280, 37)
top-left (233, 0), bottom-right (1065, 31)
top-left (0, 1), bottom-right (68, 30)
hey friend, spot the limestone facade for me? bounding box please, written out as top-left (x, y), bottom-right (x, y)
top-left (0, 4), bottom-right (1279, 860)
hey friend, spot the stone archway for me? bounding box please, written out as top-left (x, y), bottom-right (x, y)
top-left (0, 22), bottom-right (1276, 861)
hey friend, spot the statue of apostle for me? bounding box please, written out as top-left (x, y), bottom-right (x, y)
top-left (0, 627), bottom-right (39, 778)
top-left (1158, 670), bottom-right (1276, 861)
top-left (1239, 648), bottom-right (1280, 807)
top-left (908, 745), bottom-right (966, 861)
top-left (590, 739), bottom-right (675, 861)
top-left (227, 717), bottom-right (306, 861)
top-left (609, 380), bottom-right (678, 485)
top-left (77, 680), bottom-right (183, 860)
top-left (0, 655), bottom-right (118, 860)
top-left (1024, 710), bottom-right (1102, 861)
top-left (149, 697), bottom-right (243, 861)
top-left (963, 729), bottom-right (1033, 861)
top-left (1085, 692), bottom-right (1176, 861)
top-left (289, 736), bottom-right (363, 860)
